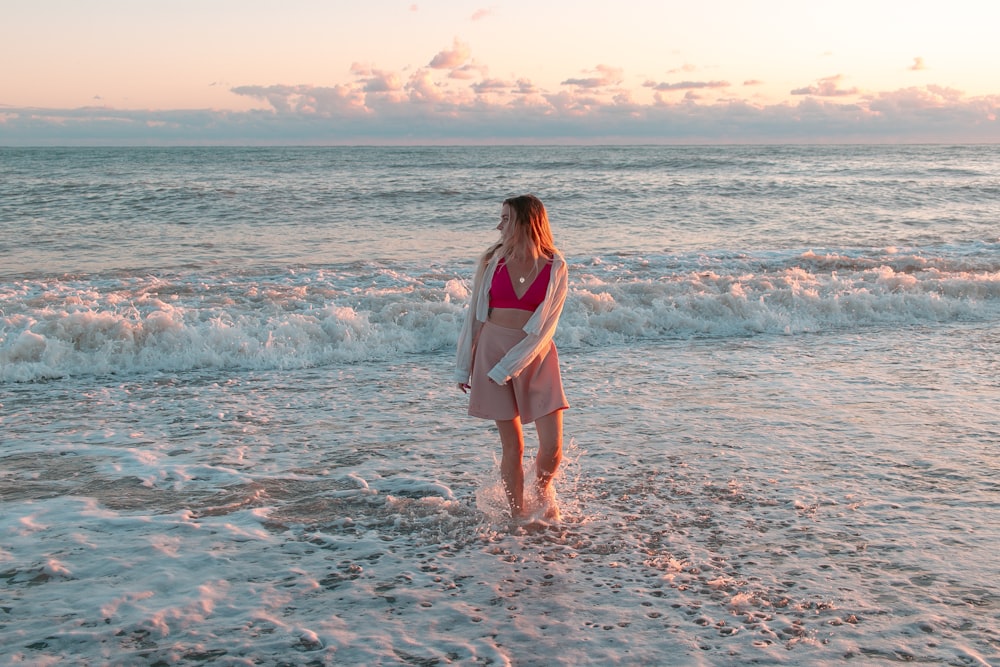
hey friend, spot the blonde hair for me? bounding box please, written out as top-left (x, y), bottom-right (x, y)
top-left (487, 194), bottom-right (557, 263)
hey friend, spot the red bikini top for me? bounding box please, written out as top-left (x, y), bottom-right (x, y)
top-left (490, 259), bottom-right (552, 311)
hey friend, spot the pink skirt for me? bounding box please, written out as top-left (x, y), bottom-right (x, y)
top-left (468, 320), bottom-right (569, 424)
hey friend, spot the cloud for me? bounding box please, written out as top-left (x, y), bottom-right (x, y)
top-left (644, 80), bottom-right (730, 91)
top-left (471, 78), bottom-right (512, 94)
top-left (910, 57), bottom-right (927, 71)
top-left (449, 63), bottom-right (487, 80)
top-left (3, 42), bottom-right (999, 145)
top-left (3, 87), bottom-right (999, 145)
top-left (231, 84), bottom-right (367, 115)
top-left (561, 65), bottom-right (624, 89)
top-left (791, 74), bottom-right (859, 97)
top-left (867, 85), bottom-right (964, 112)
top-left (405, 69), bottom-right (453, 105)
top-left (349, 63), bottom-right (404, 93)
top-left (510, 79), bottom-right (541, 96)
top-left (471, 8), bottom-right (494, 21)
top-left (429, 39), bottom-right (471, 69)
top-left (743, 80), bottom-right (764, 87)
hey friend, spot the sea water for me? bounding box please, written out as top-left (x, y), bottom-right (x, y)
top-left (1, 145), bottom-right (998, 665)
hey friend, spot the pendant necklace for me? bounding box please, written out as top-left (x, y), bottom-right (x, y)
top-left (518, 259), bottom-right (539, 285)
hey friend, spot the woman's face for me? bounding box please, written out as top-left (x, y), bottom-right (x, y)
top-left (496, 203), bottom-right (512, 235)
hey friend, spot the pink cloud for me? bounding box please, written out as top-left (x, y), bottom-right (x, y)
top-left (405, 69), bottom-right (452, 104)
top-left (561, 65), bottom-right (624, 89)
top-left (471, 8), bottom-right (494, 21)
top-left (6, 37), bottom-right (1000, 145)
top-left (472, 78), bottom-right (512, 93)
top-left (867, 85), bottom-right (966, 113)
top-left (791, 74), bottom-right (859, 97)
top-left (543, 90), bottom-right (603, 114)
top-left (514, 79), bottom-right (540, 95)
top-left (6, 86), bottom-right (999, 144)
top-left (349, 63), bottom-right (403, 93)
top-left (449, 63), bottom-right (488, 80)
top-left (223, 48), bottom-right (999, 145)
top-left (229, 84), bottom-right (365, 115)
top-left (644, 80), bottom-right (730, 91)
top-left (910, 57), bottom-right (927, 71)
top-left (429, 39), bottom-right (471, 69)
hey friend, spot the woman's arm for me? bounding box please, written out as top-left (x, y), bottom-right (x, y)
top-left (454, 252), bottom-right (494, 383)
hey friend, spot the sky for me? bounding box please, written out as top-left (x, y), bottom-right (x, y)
top-left (2, 0), bottom-right (1000, 145)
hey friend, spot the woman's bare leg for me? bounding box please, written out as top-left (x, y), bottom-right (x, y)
top-left (496, 418), bottom-right (525, 518)
top-left (533, 410), bottom-right (563, 507)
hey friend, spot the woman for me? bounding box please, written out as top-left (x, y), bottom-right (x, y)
top-left (455, 194), bottom-right (570, 522)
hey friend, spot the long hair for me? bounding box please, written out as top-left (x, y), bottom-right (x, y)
top-left (492, 194), bottom-right (557, 263)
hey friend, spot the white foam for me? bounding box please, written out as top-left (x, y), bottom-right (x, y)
top-left (3, 248), bottom-right (998, 382)
top-left (2, 322), bottom-right (999, 665)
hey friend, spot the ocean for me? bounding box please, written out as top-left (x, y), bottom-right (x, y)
top-left (1, 145), bottom-right (998, 665)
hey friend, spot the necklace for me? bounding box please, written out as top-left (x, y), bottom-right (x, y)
top-left (517, 259), bottom-right (539, 285)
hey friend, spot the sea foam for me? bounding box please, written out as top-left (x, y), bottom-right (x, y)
top-left (2, 249), bottom-right (998, 382)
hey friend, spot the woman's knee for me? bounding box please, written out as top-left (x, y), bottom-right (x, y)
top-left (495, 418), bottom-right (524, 453)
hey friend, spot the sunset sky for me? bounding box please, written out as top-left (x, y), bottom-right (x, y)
top-left (3, 0), bottom-right (999, 145)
